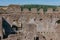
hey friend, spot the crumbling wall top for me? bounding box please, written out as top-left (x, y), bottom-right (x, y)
top-left (38, 8), bottom-right (44, 14)
top-left (46, 8), bottom-right (53, 13)
top-left (23, 8), bottom-right (30, 13)
top-left (31, 8), bottom-right (37, 13)
top-left (6, 5), bottom-right (21, 13)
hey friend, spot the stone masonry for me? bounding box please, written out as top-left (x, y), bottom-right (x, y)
top-left (0, 5), bottom-right (60, 40)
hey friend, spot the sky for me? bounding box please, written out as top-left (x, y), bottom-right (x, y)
top-left (0, 0), bottom-right (60, 6)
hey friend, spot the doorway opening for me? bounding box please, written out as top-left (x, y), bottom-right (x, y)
top-left (0, 36), bottom-right (1, 40)
top-left (34, 37), bottom-right (39, 40)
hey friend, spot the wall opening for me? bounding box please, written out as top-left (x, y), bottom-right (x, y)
top-left (2, 17), bottom-right (16, 39)
top-left (56, 20), bottom-right (60, 24)
top-left (0, 36), bottom-right (1, 40)
top-left (39, 19), bottom-right (43, 21)
top-left (12, 25), bottom-right (18, 31)
top-left (34, 37), bottom-right (39, 40)
top-left (43, 36), bottom-right (45, 39)
top-left (50, 39), bottom-right (52, 40)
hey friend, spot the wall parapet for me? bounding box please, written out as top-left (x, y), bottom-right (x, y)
top-left (0, 5), bottom-right (60, 14)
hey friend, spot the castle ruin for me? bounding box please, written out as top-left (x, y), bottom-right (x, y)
top-left (0, 5), bottom-right (60, 40)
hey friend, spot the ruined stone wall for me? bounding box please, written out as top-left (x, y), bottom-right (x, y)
top-left (0, 5), bottom-right (60, 40)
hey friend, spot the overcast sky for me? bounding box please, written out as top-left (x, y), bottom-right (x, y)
top-left (0, 0), bottom-right (60, 6)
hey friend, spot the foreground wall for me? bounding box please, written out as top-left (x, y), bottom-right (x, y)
top-left (0, 5), bottom-right (60, 40)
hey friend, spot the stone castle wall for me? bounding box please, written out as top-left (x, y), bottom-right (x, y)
top-left (0, 5), bottom-right (60, 40)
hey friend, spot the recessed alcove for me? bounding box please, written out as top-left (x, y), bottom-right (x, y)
top-left (39, 18), bottom-right (43, 21)
top-left (56, 20), bottom-right (60, 24)
top-left (34, 37), bottom-right (39, 40)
